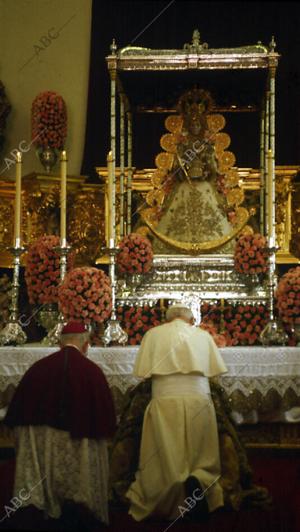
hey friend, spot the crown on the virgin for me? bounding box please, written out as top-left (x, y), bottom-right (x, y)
top-left (177, 88), bottom-right (214, 117)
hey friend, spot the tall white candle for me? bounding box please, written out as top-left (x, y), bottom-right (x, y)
top-left (107, 151), bottom-right (115, 245)
top-left (60, 150), bottom-right (67, 246)
top-left (267, 149), bottom-right (275, 244)
top-left (14, 151), bottom-right (22, 247)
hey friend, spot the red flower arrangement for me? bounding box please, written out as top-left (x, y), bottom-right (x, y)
top-left (117, 233), bottom-right (153, 275)
top-left (117, 304), bottom-right (161, 345)
top-left (199, 320), bottom-right (227, 347)
top-left (223, 303), bottom-right (269, 346)
top-left (31, 91), bottom-right (67, 149)
top-left (234, 233), bottom-right (268, 275)
top-left (275, 266), bottom-right (300, 325)
top-left (201, 301), bottom-right (269, 346)
top-left (25, 235), bottom-right (74, 305)
top-left (58, 267), bottom-right (112, 325)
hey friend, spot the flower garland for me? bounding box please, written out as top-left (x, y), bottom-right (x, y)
top-left (58, 267), bottom-right (112, 324)
top-left (117, 304), bottom-right (161, 345)
top-left (234, 233), bottom-right (268, 275)
top-left (25, 235), bottom-right (74, 305)
top-left (31, 91), bottom-right (67, 149)
top-left (117, 233), bottom-right (153, 275)
top-left (275, 266), bottom-right (300, 325)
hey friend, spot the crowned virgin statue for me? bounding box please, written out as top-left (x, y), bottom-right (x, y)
top-left (139, 88), bottom-right (248, 254)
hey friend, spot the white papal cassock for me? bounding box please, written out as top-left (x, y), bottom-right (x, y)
top-left (126, 319), bottom-right (228, 521)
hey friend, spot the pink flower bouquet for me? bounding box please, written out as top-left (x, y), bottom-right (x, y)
top-left (58, 267), bottom-right (112, 324)
top-left (117, 233), bottom-right (153, 275)
top-left (117, 304), bottom-right (161, 345)
top-left (275, 266), bottom-right (300, 325)
top-left (25, 235), bottom-right (74, 305)
top-left (234, 233), bottom-right (268, 275)
top-left (31, 91), bottom-right (67, 149)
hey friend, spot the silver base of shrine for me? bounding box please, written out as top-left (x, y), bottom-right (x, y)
top-left (117, 254), bottom-right (268, 306)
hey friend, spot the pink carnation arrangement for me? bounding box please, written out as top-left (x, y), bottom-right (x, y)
top-left (117, 233), bottom-right (153, 275)
top-left (58, 267), bottom-right (112, 324)
top-left (223, 303), bottom-right (269, 345)
top-left (201, 301), bottom-right (269, 346)
top-left (25, 235), bottom-right (74, 305)
top-left (275, 266), bottom-right (300, 325)
top-left (31, 91), bottom-right (67, 149)
top-left (117, 304), bottom-right (161, 345)
top-left (234, 233), bottom-right (268, 275)
top-left (199, 320), bottom-right (227, 347)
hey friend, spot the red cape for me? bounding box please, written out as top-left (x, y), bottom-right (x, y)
top-left (4, 346), bottom-right (116, 439)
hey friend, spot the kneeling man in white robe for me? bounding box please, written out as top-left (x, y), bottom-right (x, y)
top-left (126, 303), bottom-right (228, 521)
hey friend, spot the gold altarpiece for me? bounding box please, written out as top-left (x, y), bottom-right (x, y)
top-left (0, 173), bottom-right (106, 269)
top-left (0, 166), bottom-right (299, 270)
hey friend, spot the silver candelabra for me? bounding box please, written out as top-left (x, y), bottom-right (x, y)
top-left (42, 242), bottom-right (72, 345)
top-left (0, 245), bottom-right (27, 346)
top-left (102, 243), bottom-right (128, 346)
top-left (260, 244), bottom-right (288, 346)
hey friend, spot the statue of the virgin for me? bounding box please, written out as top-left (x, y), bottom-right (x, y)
top-left (139, 88), bottom-right (248, 254)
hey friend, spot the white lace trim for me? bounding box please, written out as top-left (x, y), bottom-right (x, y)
top-left (0, 345), bottom-right (299, 406)
top-left (12, 425), bottom-right (109, 523)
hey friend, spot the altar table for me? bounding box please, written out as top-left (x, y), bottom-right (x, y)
top-left (0, 345), bottom-right (299, 426)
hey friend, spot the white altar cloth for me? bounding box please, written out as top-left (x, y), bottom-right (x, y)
top-left (0, 346), bottom-right (300, 424)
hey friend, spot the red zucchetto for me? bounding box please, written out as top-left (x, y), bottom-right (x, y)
top-left (61, 321), bottom-right (87, 335)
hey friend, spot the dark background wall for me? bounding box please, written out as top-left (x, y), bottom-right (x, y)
top-left (81, 0), bottom-right (300, 179)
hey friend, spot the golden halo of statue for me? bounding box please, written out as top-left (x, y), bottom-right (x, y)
top-left (207, 113), bottom-right (226, 132)
top-left (160, 133), bottom-right (178, 153)
top-left (155, 152), bottom-right (174, 171)
top-left (146, 189), bottom-right (165, 207)
top-left (151, 169), bottom-right (167, 188)
top-left (215, 132), bottom-right (231, 151)
top-left (218, 151), bottom-right (236, 172)
top-left (226, 188), bottom-right (245, 207)
top-left (165, 115), bottom-right (183, 134)
top-left (225, 168), bottom-right (240, 187)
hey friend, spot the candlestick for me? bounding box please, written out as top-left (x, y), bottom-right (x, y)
top-left (0, 245), bottom-right (27, 345)
top-left (14, 151), bottom-right (22, 247)
top-left (102, 245), bottom-right (128, 346)
top-left (42, 242), bottom-right (72, 345)
top-left (107, 150), bottom-right (115, 245)
top-left (60, 150), bottom-right (67, 246)
top-left (267, 149), bottom-right (274, 245)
